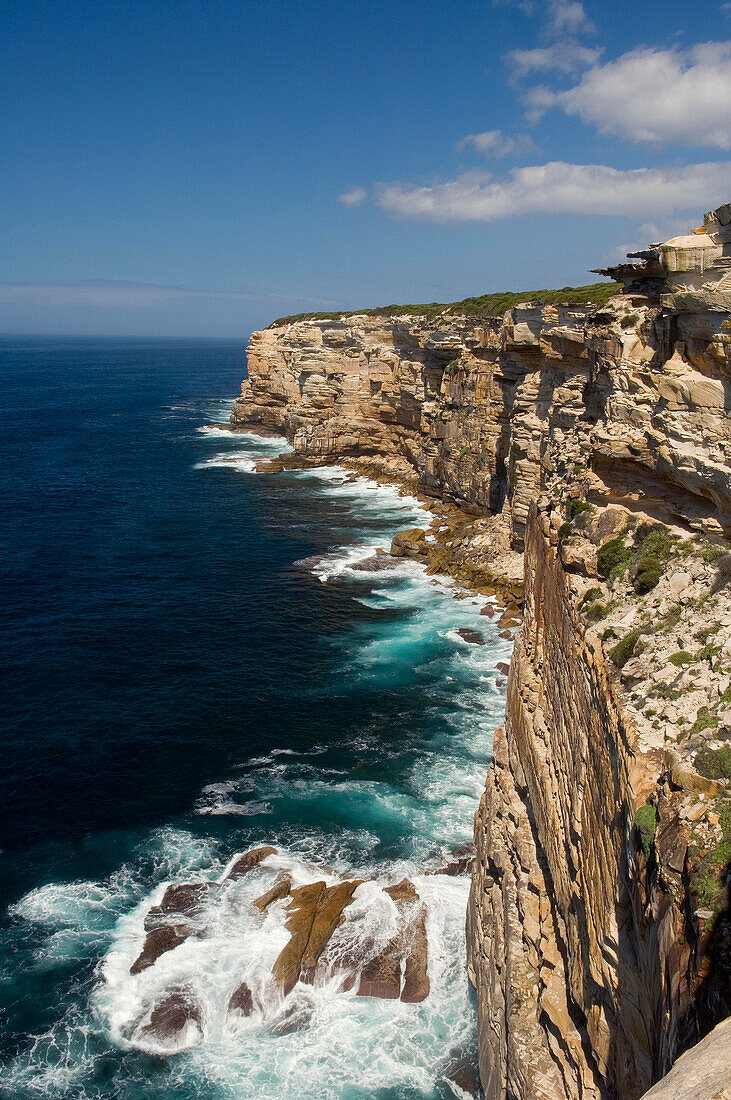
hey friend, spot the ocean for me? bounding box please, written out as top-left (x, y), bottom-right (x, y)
top-left (0, 337), bottom-right (509, 1099)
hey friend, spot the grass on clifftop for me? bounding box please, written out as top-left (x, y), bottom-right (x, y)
top-left (270, 282), bottom-right (619, 327)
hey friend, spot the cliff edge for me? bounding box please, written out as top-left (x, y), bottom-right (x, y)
top-left (230, 207), bottom-right (731, 1099)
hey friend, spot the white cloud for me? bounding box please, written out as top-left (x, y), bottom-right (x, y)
top-left (376, 161), bottom-right (731, 222)
top-left (457, 130), bottom-right (538, 158)
top-left (530, 42), bottom-right (731, 148)
top-left (547, 0), bottom-right (594, 36)
top-left (338, 186), bottom-right (367, 208)
top-left (508, 42), bottom-right (602, 75)
top-left (509, 42), bottom-right (602, 77)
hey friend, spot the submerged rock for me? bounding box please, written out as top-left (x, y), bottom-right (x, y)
top-left (139, 987), bottom-right (203, 1051)
top-left (269, 998), bottom-right (315, 1036)
top-left (456, 627), bottom-right (485, 645)
top-left (350, 550), bottom-right (394, 572)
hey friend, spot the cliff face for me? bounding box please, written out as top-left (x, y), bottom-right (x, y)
top-left (232, 300), bottom-right (731, 543)
top-left (232, 230), bottom-right (731, 1098)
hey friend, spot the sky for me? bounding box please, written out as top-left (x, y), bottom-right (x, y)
top-left (1, 0), bottom-right (730, 336)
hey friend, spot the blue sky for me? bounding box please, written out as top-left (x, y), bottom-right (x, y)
top-left (1, 0), bottom-right (730, 335)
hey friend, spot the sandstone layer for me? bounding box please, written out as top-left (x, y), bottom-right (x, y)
top-left (230, 213), bottom-right (731, 1099)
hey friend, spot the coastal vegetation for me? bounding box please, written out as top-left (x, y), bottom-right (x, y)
top-left (269, 281), bottom-right (618, 326)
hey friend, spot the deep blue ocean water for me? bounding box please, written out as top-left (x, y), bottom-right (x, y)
top-left (0, 337), bottom-right (509, 1099)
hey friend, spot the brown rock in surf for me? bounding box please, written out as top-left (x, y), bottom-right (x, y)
top-left (224, 846), bottom-right (278, 881)
top-left (140, 987), bottom-right (203, 1046)
top-left (253, 872), bottom-right (293, 911)
top-left (228, 980), bottom-right (255, 1017)
top-left (130, 924), bottom-right (194, 975)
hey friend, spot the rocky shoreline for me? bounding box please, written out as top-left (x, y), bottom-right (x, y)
top-left (221, 207), bottom-right (731, 1098)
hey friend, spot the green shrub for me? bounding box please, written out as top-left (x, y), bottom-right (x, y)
top-left (695, 622), bottom-right (721, 644)
top-left (580, 587), bottom-right (603, 608)
top-left (689, 708), bottom-right (720, 737)
top-left (566, 498), bottom-right (593, 519)
top-left (690, 799), bottom-right (731, 913)
top-left (610, 629), bottom-right (640, 668)
top-left (634, 803), bottom-right (658, 854)
top-left (598, 536), bottom-right (633, 581)
top-left (669, 650), bottom-right (694, 667)
top-left (632, 525), bottom-right (678, 594)
top-left (558, 522), bottom-right (572, 540)
top-left (695, 747), bottom-right (731, 781)
top-left (656, 605), bottom-right (682, 632)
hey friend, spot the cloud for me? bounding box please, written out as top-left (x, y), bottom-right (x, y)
top-left (457, 130), bottom-right (538, 158)
top-left (508, 42), bottom-right (602, 75)
top-left (376, 160), bottom-right (731, 222)
top-left (529, 42), bottom-right (731, 147)
top-left (547, 0), bottom-right (594, 36)
top-left (338, 186), bottom-right (367, 208)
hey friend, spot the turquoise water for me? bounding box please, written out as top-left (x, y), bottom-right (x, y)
top-left (0, 338), bottom-right (509, 1098)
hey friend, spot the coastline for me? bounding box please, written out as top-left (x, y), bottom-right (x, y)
top-left (226, 245), bottom-right (731, 1100)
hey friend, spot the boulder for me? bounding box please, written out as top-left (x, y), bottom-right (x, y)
top-left (272, 880), bottom-right (360, 995)
top-left (385, 880), bottom-right (429, 1003)
top-left (390, 528), bottom-right (427, 559)
top-left (130, 924), bottom-right (194, 975)
top-left (224, 846), bottom-right (278, 881)
top-left (456, 627), bottom-right (485, 645)
top-left (272, 881), bottom-right (326, 996)
top-left (227, 980), bottom-right (255, 1017)
top-left (253, 873), bottom-right (293, 912)
top-left (144, 883), bottom-right (209, 928)
top-left (430, 844), bottom-right (475, 876)
top-left (357, 947), bottom-right (402, 999)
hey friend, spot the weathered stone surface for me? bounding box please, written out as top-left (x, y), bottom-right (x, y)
top-left (272, 880), bottom-right (360, 995)
top-left (637, 1017), bottom-right (731, 1100)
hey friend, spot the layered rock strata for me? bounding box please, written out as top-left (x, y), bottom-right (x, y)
top-left (230, 212), bottom-right (731, 1098)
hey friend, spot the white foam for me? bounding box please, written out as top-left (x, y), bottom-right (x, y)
top-left (194, 452), bottom-right (259, 472)
top-left (87, 851), bottom-right (476, 1098)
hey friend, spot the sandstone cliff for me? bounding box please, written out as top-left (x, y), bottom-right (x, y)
top-left (230, 210), bottom-right (731, 1099)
